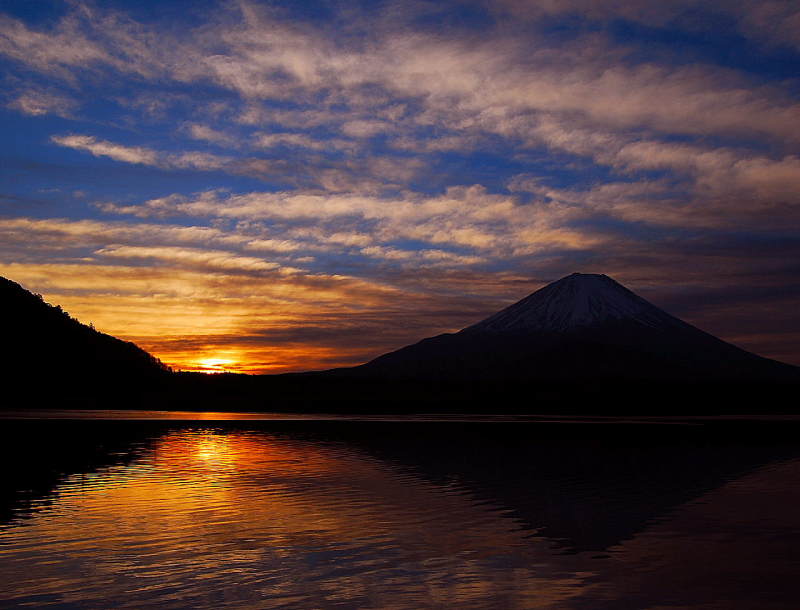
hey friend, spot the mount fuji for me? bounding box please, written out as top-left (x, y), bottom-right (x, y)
top-left (345, 273), bottom-right (798, 385)
top-left (466, 273), bottom-right (686, 333)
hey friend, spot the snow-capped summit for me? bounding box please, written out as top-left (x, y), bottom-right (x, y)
top-left (352, 272), bottom-right (799, 384)
top-left (466, 273), bottom-right (681, 333)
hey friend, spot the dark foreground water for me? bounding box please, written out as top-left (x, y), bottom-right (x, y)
top-left (2, 413), bottom-right (800, 608)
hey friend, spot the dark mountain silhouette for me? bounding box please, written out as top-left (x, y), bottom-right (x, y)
top-left (1, 276), bottom-right (169, 405)
top-left (339, 273), bottom-right (798, 387)
top-left (2, 272), bottom-right (797, 412)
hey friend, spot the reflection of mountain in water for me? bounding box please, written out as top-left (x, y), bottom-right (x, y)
top-left (586, 457), bottom-right (800, 609)
top-left (4, 419), bottom-right (799, 555)
top-left (268, 420), bottom-right (800, 552)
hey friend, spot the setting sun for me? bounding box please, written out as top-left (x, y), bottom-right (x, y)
top-left (192, 358), bottom-right (236, 374)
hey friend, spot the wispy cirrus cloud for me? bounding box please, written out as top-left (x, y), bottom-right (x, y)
top-left (491, 0), bottom-right (800, 51)
top-left (49, 132), bottom-right (424, 191)
top-left (51, 134), bottom-right (232, 170)
top-left (94, 245), bottom-right (290, 274)
top-left (7, 88), bottom-right (77, 117)
top-left (253, 132), bottom-right (355, 152)
top-left (5, 2), bottom-right (797, 146)
top-left (184, 123), bottom-right (238, 147)
top-left (51, 134), bottom-right (160, 165)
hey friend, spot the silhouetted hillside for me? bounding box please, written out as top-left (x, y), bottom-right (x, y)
top-left (1, 276), bottom-right (169, 406)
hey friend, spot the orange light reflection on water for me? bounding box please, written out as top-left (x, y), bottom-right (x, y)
top-left (1, 425), bottom-right (800, 608)
top-left (0, 429), bottom-right (591, 608)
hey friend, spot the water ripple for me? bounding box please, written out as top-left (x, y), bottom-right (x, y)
top-left (2, 422), bottom-right (800, 608)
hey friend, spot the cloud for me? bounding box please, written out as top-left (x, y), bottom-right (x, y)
top-left (491, 1), bottom-right (800, 51)
top-left (359, 246), bottom-right (485, 266)
top-left (615, 142), bottom-right (800, 207)
top-left (50, 130), bottom-right (419, 190)
top-left (0, 11), bottom-right (112, 77)
top-left (94, 245), bottom-right (287, 274)
top-left (5, 2), bottom-right (799, 148)
top-left (736, 1), bottom-right (800, 50)
top-left (0, 216), bottom-right (290, 259)
top-left (507, 141), bottom-right (800, 231)
top-left (201, 17), bottom-right (799, 145)
top-left (340, 120), bottom-right (391, 138)
top-left (51, 134), bottom-right (233, 171)
top-left (185, 123), bottom-right (237, 146)
top-left (7, 89), bottom-right (77, 117)
top-left (51, 134), bottom-right (159, 165)
top-left (8, 3), bottom-right (800, 209)
top-left (169, 151), bottom-right (232, 170)
top-left (253, 132), bottom-right (354, 152)
top-left (389, 134), bottom-right (480, 153)
top-left (98, 185), bottom-right (597, 256)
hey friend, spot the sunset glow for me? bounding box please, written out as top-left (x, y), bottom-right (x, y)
top-left (0, 1), bottom-right (798, 371)
top-left (192, 358), bottom-right (236, 374)
top-left (0, 429), bottom-right (593, 607)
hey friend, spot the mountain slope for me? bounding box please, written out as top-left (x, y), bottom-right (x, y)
top-left (349, 273), bottom-right (798, 384)
top-left (0, 276), bottom-right (169, 401)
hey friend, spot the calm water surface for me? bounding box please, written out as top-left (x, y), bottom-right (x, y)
top-left (2, 413), bottom-right (800, 608)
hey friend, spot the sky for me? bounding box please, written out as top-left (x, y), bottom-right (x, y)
top-left (1, 0), bottom-right (799, 373)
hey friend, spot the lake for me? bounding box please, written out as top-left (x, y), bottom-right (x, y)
top-left (2, 412), bottom-right (800, 608)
